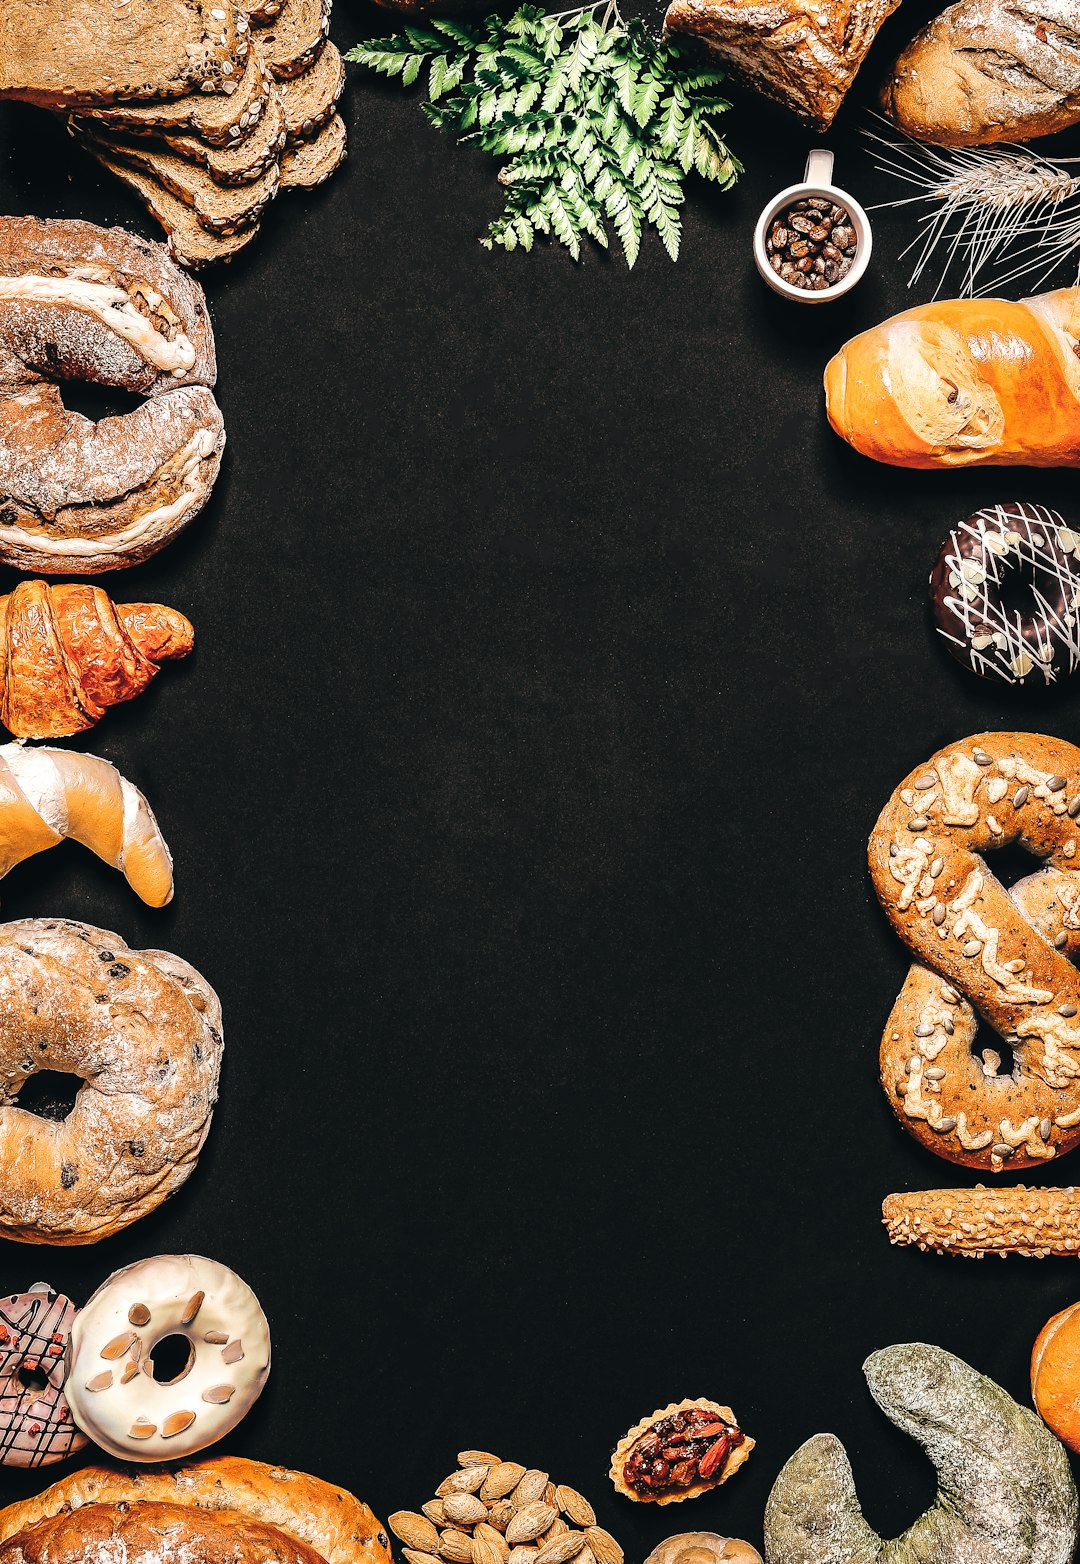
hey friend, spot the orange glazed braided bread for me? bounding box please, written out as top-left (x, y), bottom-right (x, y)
top-left (0, 581), bottom-right (193, 738)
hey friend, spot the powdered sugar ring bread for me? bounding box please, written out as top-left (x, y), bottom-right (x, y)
top-left (0, 919), bottom-right (222, 1244)
top-left (0, 215), bottom-right (224, 573)
top-left (0, 1502), bottom-right (326, 1564)
top-left (66, 1256), bottom-right (269, 1460)
top-left (0, 1284), bottom-right (87, 1467)
top-left (869, 732), bottom-right (1080, 1172)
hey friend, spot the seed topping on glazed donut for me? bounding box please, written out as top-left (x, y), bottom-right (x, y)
top-left (0, 1284), bottom-right (87, 1467)
top-left (869, 733), bottom-right (1080, 1172)
top-left (66, 1255), bottom-right (270, 1460)
top-left (930, 503), bottom-right (1080, 684)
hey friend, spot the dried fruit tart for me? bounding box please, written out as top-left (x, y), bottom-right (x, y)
top-left (610, 1400), bottom-right (752, 1505)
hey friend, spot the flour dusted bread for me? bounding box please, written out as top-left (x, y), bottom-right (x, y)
top-left (0, 1457), bottom-right (394, 1564)
top-left (883, 0), bottom-right (1080, 144)
top-left (0, 919), bottom-right (220, 1243)
top-left (825, 287), bottom-right (1080, 467)
top-left (664, 0), bottom-right (900, 128)
top-left (0, 0), bottom-right (246, 109)
top-left (0, 1505), bottom-right (324, 1564)
top-left (0, 215), bottom-right (224, 565)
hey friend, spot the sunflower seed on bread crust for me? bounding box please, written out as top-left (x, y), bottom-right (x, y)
top-left (254, 0), bottom-right (331, 79)
top-left (81, 144), bottom-right (263, 267)
top-left (71, 34), bottom-right (271, 145)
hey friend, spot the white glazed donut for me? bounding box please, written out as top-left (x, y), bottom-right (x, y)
top-left (65, 1255), bottom-right (270, 1461)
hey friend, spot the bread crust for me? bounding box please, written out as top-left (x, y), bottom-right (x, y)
top-left (825, 289), bottom-right (1080, 468)
top-left (0, 918), bottom-right (221, 1244)
top-left (663, 0), bottom-right (900, 128)
top-left (883, 0), bottom-right (1080, 145)
top-left (0, 1504), bottom-right (327, 1564)
top-left (0, 1458), bottom-right (394, 1564)
top-left (870, 732), bottom-right (1080, 1172)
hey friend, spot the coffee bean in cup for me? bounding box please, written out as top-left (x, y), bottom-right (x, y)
top-left (765, 199), bottom-right (857, 292)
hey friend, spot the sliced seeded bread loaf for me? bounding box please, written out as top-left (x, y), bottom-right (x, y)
top-left (239, 0), bottom-right (286, 22)
top-left (280, 109), bottom-right (345, 186)
top-left (278, 42), bottom-right (344, 141)
top-left (0, 0), bottom-right (246, 108)
top-left (76, 126), bottom-right (281, 234)
top-left (72, 36), bottom-right (270, 146)
top-left (254, 0), bottom-right (332, 80)
top-left (79, 147), bottom-right (263, 267)
top-left (165, 89), bottom-right (286, 182)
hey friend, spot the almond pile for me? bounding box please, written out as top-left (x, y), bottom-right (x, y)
top-left (389, 1453), bottom-right (624, 1564)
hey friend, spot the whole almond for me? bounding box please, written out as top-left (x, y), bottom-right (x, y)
top-left (542, 1521), bottom-right (568, 1545)
top-left (554, 1490), bottom-right (595, 1529)
top-left (535, 1536), bottom-right (585, 1564)
top-left (473, 1525), bottom-right (510, 1564)
top-left (440, 1468), bottom-right (490, 1497)
top-left (482, 1463), bottom-right (527, 1502)
top-left (485, 1502), bottom-right (514, 1533)
top-left (424, 1503), bottom-right (449, 1528)
top-left (576, 1548), bottom-right (596, 1564)
top-left (543, 1486), bottom-right (557, 1509)
top-left (512, 1473), bottom-right (549, 1510)
top-left (445, 1495), bottom-right (488, 1528)
top-left (585, 1532), bottom-right (623, 1564)
top-left (509, 1551), bottom-right (538, 1564)
top-left (391, 1516), bottom-right (441, 1553)
top-left (460, 1451), bottom-right (501, 1468)
top-left (506, 1506), bottom-right (556, 1546)
top-left (403, 1551), bottom-right (442, 1564)
top-left (440, 1533), bottom-right (474, 1563)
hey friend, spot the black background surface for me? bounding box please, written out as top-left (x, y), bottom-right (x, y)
top-left (3, 4), bottom-right (1080, 1554)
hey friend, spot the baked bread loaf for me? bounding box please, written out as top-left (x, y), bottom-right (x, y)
top-left (255, 0), bottom-right (332, 80)
top-left (0, 581), bottom-right (193, 739)
top-left (1033, 1301), bottom-right (1080, 1450)
top-left (0, 0), bottom-right (246, 110)
top-left (85, 148), bottom-right (265, 268)
top-left (0, 1457), bottom-right (394, 1564)
top-left (74, 42), bottom-right (273, 147)
top-left (825, 287), bottom-right (1080, 468)
top-left (664, 0), bottom-right (900, 128)
top-left (0, 1504), bottom-right (324, 1564)
top-left (0, 215), bottom-right (224, 568)
top-left (0, 919), bottom-right (221, 1244)
top-left (883, 0), bottom-right (1080, 145)
top-left (278, 42), bottom-right (344, 141)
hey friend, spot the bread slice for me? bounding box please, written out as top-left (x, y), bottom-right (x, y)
top-left (78, 146), bottom-right (262, 267)
top-left (280, 110), bottom-right (345, 187)
top-left (72, 36), bottom-right (270, 147)
top-left (278, 42), bottom-right (344, 142)
top-left (239, 0), bottom-right (286, 22)
top-left (0, 0), bottom-right (246, 109)
top-left (77, 88), bottom-right (288, 186)
top-left (254, 0), bottom-right (331, 80)
top-left (77, 126), bottom-right (281, 233)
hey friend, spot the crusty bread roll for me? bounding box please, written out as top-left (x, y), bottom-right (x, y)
top-left (825, 288), bottom-right (1080, 468)
top-left (0, 1504), bottom-right (325, 1564)
top-left (883, 0), bottom-right (1080, 145)
top-left (0, 1458), bottom-right (393, 1564)
top-left (1033, 1302), bottom-right (1080, 1448)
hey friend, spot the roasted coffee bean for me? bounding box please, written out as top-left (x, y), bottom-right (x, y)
top-left (764, 199), bottom-right (857, 290)
top-left (796, 255), bottom-right (813, 272)
top-left (790, 214), bottom-right (814, 234)
top-left (770, 253), bottom-right (783, 274)
top-left (832, 225), bottom-right (855, 248)
top-left (823, 242), bottom-right (841, 261)
top-left (809, 223), bottom-right (830, 242)
top-left (824, 260), bottom-right (841, 283)
top-left (770, 224), bottom-right (789, 248)
top-left (788, 238), bottom-right (810, 258)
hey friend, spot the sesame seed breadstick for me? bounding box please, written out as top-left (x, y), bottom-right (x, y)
top-left (883, 1186), bottom-right (1080, 1257)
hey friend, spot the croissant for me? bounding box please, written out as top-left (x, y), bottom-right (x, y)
top-left (0, 743), bottom-right (172, 905)
top-left (0, 581), bottom-right (193, 739)
top-left (824, 287), bottom-right (1080, 468)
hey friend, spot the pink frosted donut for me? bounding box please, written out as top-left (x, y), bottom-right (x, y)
top-left (0, 1283), bottom-right (87, 1467)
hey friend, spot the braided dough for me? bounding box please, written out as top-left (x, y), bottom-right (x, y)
top-left (0, 1456), bottom-right (394, 1564)
top-left (0, 743), bottom-right (173, 906)
top-left (0, 919), bottom-right (222, 1244)
top-left (869, 733), bottom-right (1080, 1172)
top-left (0, 215), bottom-right (224, 572)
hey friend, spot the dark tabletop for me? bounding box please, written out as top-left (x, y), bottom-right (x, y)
top-left (2, 3), bottom-right (1080, 1552)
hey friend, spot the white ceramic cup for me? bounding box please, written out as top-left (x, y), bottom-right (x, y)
top-left (753, 149), bottom-right (872, 303)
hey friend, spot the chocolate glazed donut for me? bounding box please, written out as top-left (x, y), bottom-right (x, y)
top-left (868, 733), bottom-right (1080, 1173)
top-left (930, 503), bottom-right (1080, 684)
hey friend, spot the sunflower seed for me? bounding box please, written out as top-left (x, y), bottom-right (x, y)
top-left (554, 1490), bottom-right (595, 1529)
top-left (506, 1506), bottom-right (556, 1545)
top-left (482, 1465), bottom-right (527, 1502)
top-left (392, 1516), bottom-right (442, 1553)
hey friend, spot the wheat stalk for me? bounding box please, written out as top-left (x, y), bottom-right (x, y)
top-left (864, 118), bottom-right (1080, 296)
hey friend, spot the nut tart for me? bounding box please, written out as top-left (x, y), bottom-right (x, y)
top-left (610, 1400), bottom-right (753, 1505)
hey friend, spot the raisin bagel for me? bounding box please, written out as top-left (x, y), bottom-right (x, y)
top-left (0, 919), bottom-right (222, 1244)
top-left (0, 215), bottom-right (224, 573)
top-left (0, 1457), bottom-right (394, 1564)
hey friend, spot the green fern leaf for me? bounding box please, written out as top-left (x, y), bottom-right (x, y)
top-left (632, 73), bottom-right (663, 127)
top-left (566, 23), bottom-right (598, 91)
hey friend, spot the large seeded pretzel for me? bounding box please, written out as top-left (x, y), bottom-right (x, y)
top-left (868, 733), bottom-right (1080, 1173)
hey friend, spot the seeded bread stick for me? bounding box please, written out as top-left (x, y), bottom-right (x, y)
top-left (883, 1186), bottom-right (1080, 1257)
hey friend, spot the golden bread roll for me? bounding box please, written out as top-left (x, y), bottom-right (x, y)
top-left (0, 1504), bottom-right (325, 1564)
top-left (824, 288), bottom-right (1080, 468)
top-left (1033, 1301), bottom-right (1080, 1448)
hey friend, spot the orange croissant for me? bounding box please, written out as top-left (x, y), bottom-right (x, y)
top-left (0, 580), bottom-right (194, 739)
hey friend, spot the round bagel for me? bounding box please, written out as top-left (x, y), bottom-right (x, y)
top-left (0, 215), bottom-right (224, 574)
top-left (0, 918), bottom-right (222, 1244)
top-left (0, 1503), bottom-right (327, 1564)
